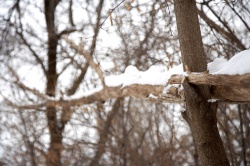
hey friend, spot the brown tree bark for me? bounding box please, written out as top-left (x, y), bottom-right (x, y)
top-left (44, 0), bottom-right (63, 165)
top-left (168, 73), bottom-right (250, 102)
top-left (173, 0), bottom-right (229, 165)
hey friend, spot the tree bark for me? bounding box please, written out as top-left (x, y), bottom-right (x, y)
top-left (173, 0), bottom-right (229, 165)
top-left (44, 0), bottom-right (62, 165)
top-left (169, 73), bottom-right (250, 87)
top-left (169, 73), bottom-right (250, 101)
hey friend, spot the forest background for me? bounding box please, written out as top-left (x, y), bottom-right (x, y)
top-left (0, 0), bottom-right (249, 165)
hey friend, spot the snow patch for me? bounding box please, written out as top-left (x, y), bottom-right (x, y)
top-left (105, 64), bottom-right (185, 87)
top-left (207, 58), bottom-right (227, 73)
top-left (208, 49), bottom-right (250, 75)
top-left (66, 50), bottom-right (250, 99)
top-left (148, 94), bottom-right (158, 99)
top-left (208, 99), bottom-right (218, 103)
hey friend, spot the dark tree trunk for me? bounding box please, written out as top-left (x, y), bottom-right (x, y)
top-left (173, 0), bottom-right (229, 165)
top-left (44, 0), bottom-right (62, 165)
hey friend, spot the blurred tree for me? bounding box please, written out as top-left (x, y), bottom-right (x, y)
top-left (0, 0), bottom-right (249, 165)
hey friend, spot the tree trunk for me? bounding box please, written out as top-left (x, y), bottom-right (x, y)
top-left (173, 0), bottom-right (229, 165)
top-left (44, 0), bottom-right (62, 165)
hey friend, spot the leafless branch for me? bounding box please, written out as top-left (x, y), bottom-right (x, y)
top-left (198, 6), bottom-right (246, 50)
top-left (99, 0), bottom-right (127, 28)
top-left (7, 66), bottom-right (47, 99)
top-left (4, 84), bottom-right (169, 109)
top-left (62, 35), bottom-right (106, 86)
top-left (169, 72), bottom-right (250, 101)
top-left (168, 72), bottom-right (250, 87)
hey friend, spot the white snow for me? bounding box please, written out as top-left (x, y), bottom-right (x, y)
top-left (105, 64), bottom-right (185, 87)
top-left (208, 49), bottom-right (250, 75)
top-left (208, 99), bottom-right (218, 103)
top-left (207, 58), bottom-right (227, 74)
top-left (148, 94), bottom-right (158, 99)
top-left (75, 49), bottom-right (250, 98)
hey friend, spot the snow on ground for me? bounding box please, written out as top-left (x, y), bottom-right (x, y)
top-left (208, 49), bottom-right (250, 75)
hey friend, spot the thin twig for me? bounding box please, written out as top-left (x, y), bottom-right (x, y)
top-left (62, 35), bottom-right (106, 86)
top-left (99, 0), bottom-right (127, 28)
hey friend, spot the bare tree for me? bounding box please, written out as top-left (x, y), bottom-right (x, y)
top-left (0, 0), bottom-right (249, 165)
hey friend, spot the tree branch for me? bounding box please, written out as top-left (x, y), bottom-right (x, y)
top-left (62, 35), bottom-right (106, 86)
top-left (198, 7), bottom-right (246, 50)
top-left (7, 71), bottom-right (250, 111)
top-left (168, 73), bottom-right (250, 87)
top-left (16, 30), bottom-right (47, 74)
top-left (7, 66), bottom-right (47, 99)
top-left (169, 72), bottom-right (250, 101)
top-left (5, 83), bottom-right (184, 110)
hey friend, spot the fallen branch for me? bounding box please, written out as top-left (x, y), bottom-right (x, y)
top-left (168, 73), bottom-right (250, 87)
top-left (169, 73), bottom-right (250, 101)
top-left (4, 84), bottom-right (184, 110)
top-left (7, 72), bottom-right (250, 110)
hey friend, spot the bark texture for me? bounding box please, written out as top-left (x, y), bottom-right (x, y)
top-left (44, 0), bottom-right (63, 165)
top-left (169, 73), bottom-right (250, 101)
top-left (174, 0), bottom-right (229, 165)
